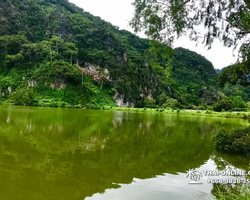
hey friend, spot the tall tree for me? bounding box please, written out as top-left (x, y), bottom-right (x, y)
top-left (64, 42), bottom-right (78, 65)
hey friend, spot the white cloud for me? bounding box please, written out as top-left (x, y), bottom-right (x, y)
top-left (69, 0), bottom-right (238, 69)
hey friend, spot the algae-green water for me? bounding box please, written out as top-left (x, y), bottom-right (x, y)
top-left (0, 106), bottom-right (249, 200)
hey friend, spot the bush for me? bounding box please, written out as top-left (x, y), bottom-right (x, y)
top-left (198, 105), bottom-right (206, 110)
top-left (212, 127), bottom-right (250, 154)
top-left (247, 101), bottom-right (250, 109)
top-left (57, 101), bottom-right (66, 108)
top-left (145, 97), bottom-right (156, 108)
top-left (9, 87), bottom-right (34, 106)
top-left (232, 107), bottom-right (247, 112)
top-left (192, 105), bottom-right (198, 110)
top-left (74, 104), bottom-right (82, 109)
top-left (205, 109), bottom-right (213, 114)
top-left (175, 102), bottom-right (184, 109)
top-left (162, 98), bottom-right (183, 109)
top-left (213, 100), bottom-right (233, 112)
top-left (232, 96), bottom-right (247, 109)
top-left (207, 106), bottom-right (213, 110)
top-left (185, 104), bottom-right (193, 109)
top-left (66, 104), bottom-right (73, 108)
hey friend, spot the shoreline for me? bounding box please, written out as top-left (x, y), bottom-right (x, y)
top-left (109, 107), bottom-right (250, 119)
top-left (1, 105), bottom-right (250, 120)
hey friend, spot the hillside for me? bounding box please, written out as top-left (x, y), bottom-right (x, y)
top-left (0, 0), bottom-right (218, 108)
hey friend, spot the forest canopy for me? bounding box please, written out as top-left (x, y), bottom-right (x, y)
top-left (0, 0), bottom-right (249, 111)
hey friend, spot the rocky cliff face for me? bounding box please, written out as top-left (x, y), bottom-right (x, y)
top-left (113, 93), bottom-right (135, 108)
top-left (77, 61), bottom-right (136, 107)
top-left (77, 61), bottom-right (110, 85)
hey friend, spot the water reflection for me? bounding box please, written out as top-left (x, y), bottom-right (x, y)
top-left (0, 106), bottom-right (249, 200)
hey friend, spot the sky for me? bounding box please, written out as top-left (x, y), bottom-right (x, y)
top-left (69, 0), bottom-right (238, 69)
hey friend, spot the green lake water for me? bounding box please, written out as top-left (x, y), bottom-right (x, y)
top-left (0, 106), bottom-right (249, 200)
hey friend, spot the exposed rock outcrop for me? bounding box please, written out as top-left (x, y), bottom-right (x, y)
top-left (28, 80), bottom-right (37, 87)
top-left (7, 86), bottom-right (12, 94)
top-left (77, 61), bottom-right (110, 83)
top-left (50, 80), bottom-right (65, 91)
top-left (113, 93), bottom-right (135, 108)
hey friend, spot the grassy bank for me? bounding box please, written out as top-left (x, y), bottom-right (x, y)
top-left (1, 103), bottom-right (250, 119)
top-left (104, 107), bottom-right (250, 119)
top-left (214, 185), bottom-right (250, 200)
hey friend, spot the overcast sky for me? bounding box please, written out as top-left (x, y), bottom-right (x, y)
top-left (69, 0), bottom-right (238, 69)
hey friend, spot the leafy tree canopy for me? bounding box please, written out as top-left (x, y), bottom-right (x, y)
top-left (130, 0), bottom-right (250, 63)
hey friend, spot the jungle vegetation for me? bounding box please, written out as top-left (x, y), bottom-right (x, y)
top-left (0, 0), bottom-right (249, 112)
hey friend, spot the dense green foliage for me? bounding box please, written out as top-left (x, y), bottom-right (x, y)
top-left (219, 63), bottom-right (250, 88)
top-left (131, 0), bottom-right (250, 67)
top-left (213, 100), bottom-right (234, 112)
top-left (0, 0), bottom-right (222, 109)
top-left (213, 127), bottom-right (250, 155)
top-left (170, 47), bottom-right (218, 106)
top-left (0, 0), bottom-right (249, 111)
top-left (131, 0), bottom-right (250, 111)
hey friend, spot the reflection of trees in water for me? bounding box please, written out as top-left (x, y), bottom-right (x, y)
top-left (211, 151), bottom-right (250, 198)
top-left (0, 107), bottom-right (248, 200)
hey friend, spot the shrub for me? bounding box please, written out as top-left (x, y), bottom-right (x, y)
top-left (232, 96), bottom-right (247, 109)
top-left (145, 98), bottom-right (156, 108)
top-left (213, 100), bottom-right (233, 112)
top-left (74, 104), bottom-right (82, 109)
top-left (207, 106), bottom-right (213, 110)
top-left (185, 104), bottom-right (193, 109)
top-left (57, 101), bottom-right (66, 108)
top-left (175, 102), bottom-right (184, 109)
top-left (9, 87), bottom-right (34, 106)
top-left (232, 107), bottom-right (247, 112)
top-left (162, 98), bottom-right (183, 109)
top-left (212, 127), bottom-right (250, 154)
top-left (205, 109), bottom-right (213, 114)
top-left (198, 105), bottom-right (206, 110)
top-left (247, 101), bottom-right (250, 109)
